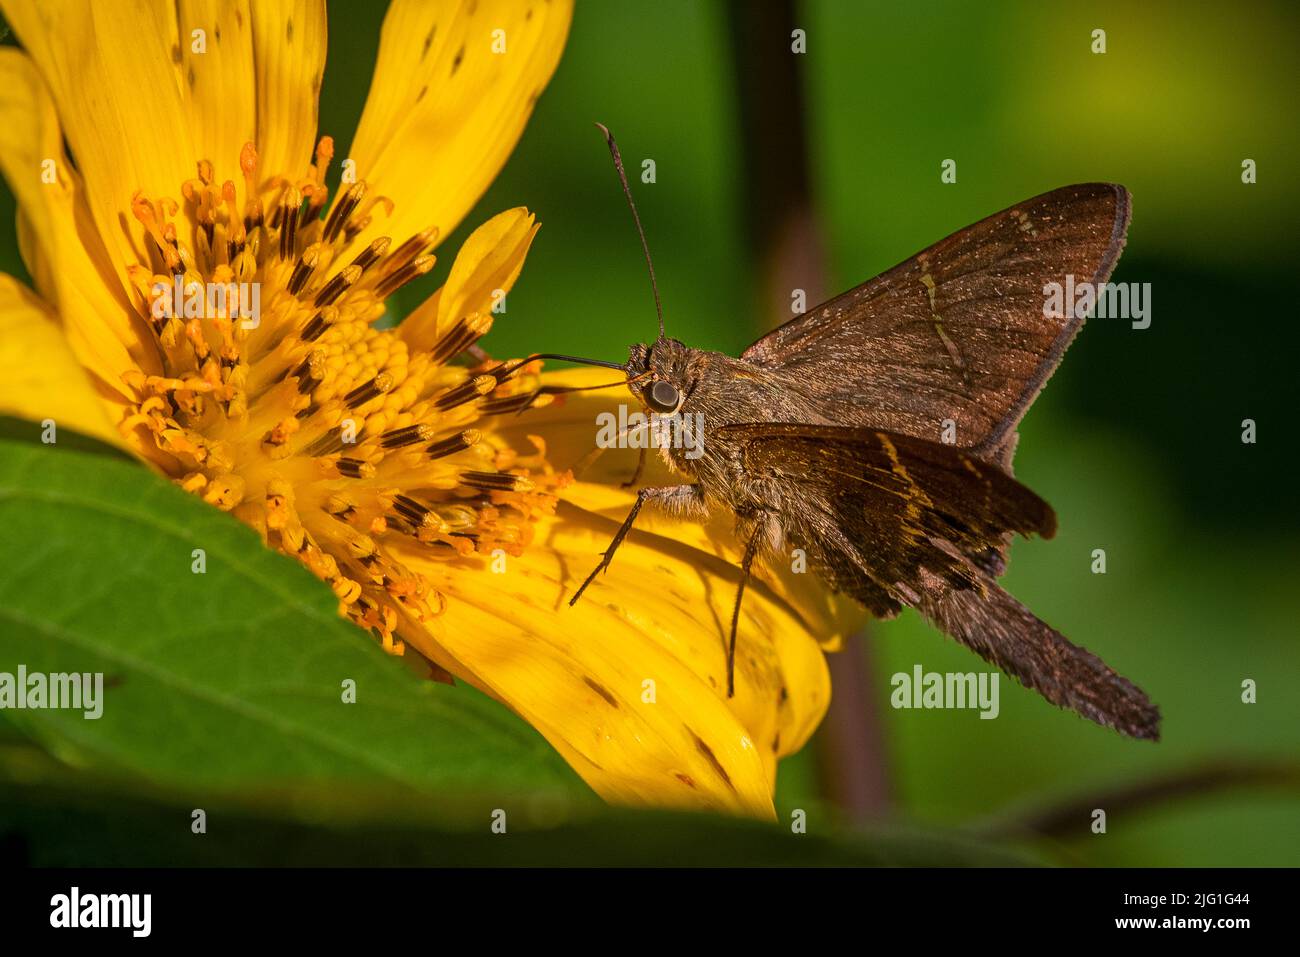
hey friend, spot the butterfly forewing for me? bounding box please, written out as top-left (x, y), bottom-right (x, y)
top-left (741, 183), bottom-right (1131, 460)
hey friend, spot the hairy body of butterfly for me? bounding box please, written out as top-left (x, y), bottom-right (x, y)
top-left (569, 179), bottom-right (1161, 741)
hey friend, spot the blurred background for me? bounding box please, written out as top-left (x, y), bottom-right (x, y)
top-left (2, 0), bottom-right (1297, 865)
top-left (406, 0), bottom-right (1300, 866)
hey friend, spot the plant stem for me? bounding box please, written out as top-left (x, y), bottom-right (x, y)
top-left (726, 0), bottom-right (891, 823)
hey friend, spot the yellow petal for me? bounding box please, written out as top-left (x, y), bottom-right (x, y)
top-left (388, 363), bottom-right (861, 813)
top-left (249, 0), bottom-right (328, 189)
top-left (559, 474), bottom-right (838, 751)
top-left (398, 207), bottom-right (540, 350)
top-left (391, 504), bottom-right (818, 816)
top-left (345, 0), bottom-right (572, 252)
top-left (506, 368), bottom-right (861, 764)
top-left (1, 0), bottom-right (197, 301)
top-left (0, 48), bottom-right (159, 393)
top-left (500, 367), bottom-right (864, 646)
top-left (579, 488), bottom-right (833, 755)
top-left (170, 0), bottom-right (257, 182)
top-left (0, 275), bottom-right (125, 450)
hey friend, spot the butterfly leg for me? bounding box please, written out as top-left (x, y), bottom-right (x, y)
top-left (569, 483), bottom-right (706, 606)
top-left (727, 511), bottom-right (774, 698)
top-left (621, 446), bottom-right (648, 489)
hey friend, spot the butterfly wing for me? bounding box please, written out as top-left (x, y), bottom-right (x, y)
top-left (719, 422), bottom-right (1160, 739)
top-left (741, 184), bottom-right (1131, 462)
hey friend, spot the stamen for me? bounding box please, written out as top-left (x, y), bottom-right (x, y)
top-left (324, 494), bottom-right (357, 520)
top-left (299, 305), bottom-right (339, 343)
top-left (343, 372), bottom-right (394, 409)
top-left (336, 456), bottom-right (375, 479)
top-left (323, 181), bottom-right (366, 244)
top-left (314, 264), bottom-right (362, 307)
top-left (350, 236), bottom-right (392, 272)
top-left (392, 493), bottom-right (433, 524)
top-left (459, 471), bottom-right (534, 493)
top-left (382, 226), bottom-right (439, 277)
top-left (344, 216), bottom-right (372, 244)
top-left (239, 143), bottom-right (262, 229)
top-left (222, 180), bottom-right (247, 259)
top-left (278, 187), bottom-right (302, 260)
top-left (426, 428), bottom-right (481, 459)
top-left (480, 391), bottom-right (540, 416)
top-left (433, 374), bottom-right (496, 410)
top-left (374, 255), bottom-right (435, 299)
top-left (119, 139), bottom-right (561, 660)
top-left (301, 136), bottom-right (335, 227)
top-left (296, 352), bottom-right (326, 393)
top-left (379, 423), bottom-right (436, 449)
top-left (287, 244), bottom-right (321, 296)
top-left (430, 313), bottom-right (493, 364)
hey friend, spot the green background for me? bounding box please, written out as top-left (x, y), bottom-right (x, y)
top-left (1, 1), bottom-right (1297, 865)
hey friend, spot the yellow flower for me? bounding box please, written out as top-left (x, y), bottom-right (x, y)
top-left (0, 0), bottom-right (856, 817)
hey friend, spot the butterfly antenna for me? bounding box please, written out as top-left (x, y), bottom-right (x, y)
top-left (596, 122), bottom-right (665, 340)
top-left (488, 355), bottom-right (641, 419)
top-left (494, 353), bottom-right (629, 378)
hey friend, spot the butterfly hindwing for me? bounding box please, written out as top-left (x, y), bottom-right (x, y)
top-left (718, 423), bottom-right (1159, 738)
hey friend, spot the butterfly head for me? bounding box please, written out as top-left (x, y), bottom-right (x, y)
top-left (625, 337), bottom-right (691, 415)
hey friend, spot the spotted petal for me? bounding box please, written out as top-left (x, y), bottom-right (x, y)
top-left (0, 48), bottom-right (160, 394)
top-left (1, 0), bottom-right (199, 305)
top-left (345, 0), bottom-right (572, 254)
top-left (402, 367), bottom-right (862, 812)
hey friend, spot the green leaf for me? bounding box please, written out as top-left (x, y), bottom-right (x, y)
top-left (0, 440), bottom-right (588, 811)
top-left (0, 749), bottom-right (1046, 866)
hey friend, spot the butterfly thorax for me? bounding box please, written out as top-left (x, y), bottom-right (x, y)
top-left (626, 338), bottom-right (835, 514)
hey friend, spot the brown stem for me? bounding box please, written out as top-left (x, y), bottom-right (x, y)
top-left (726, 0), bottom-right (891, 822)
top-left (969, 758), bottom-right (1300, 840)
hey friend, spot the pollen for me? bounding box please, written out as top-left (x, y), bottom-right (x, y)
top-left (119, 139), bottom-right (567, 654)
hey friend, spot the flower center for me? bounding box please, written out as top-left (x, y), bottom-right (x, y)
top-left (118, 138), bottom-right (565, 655)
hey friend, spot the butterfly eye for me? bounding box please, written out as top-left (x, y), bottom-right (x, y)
top-left (645, 379), bottom-right (681, 414)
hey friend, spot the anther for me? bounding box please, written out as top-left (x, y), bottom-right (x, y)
top-left (433, 374), bottom-right (496, 411)
top-left (295, 353), bottom-right (326, 394)
top-left (379, 422), bottom-right (436, 449)
top-left (426, 428), bottom-right (481, 459)
top-left (287, 245), bottom-right (321, 296)
top-left (459, 471), bottom-right (533, 493)
top-left (392, 494), bottom-right (433, 525)
top-left (382, 226), bottom-right (439, 276)
top-left (299, 305), bottom-right (339, 343)
top-left (323, 181), bottom-right (366, 244)
top-left (344, 372), bottom-right (394, 408)
top-left (350, 236), bottom-right (392, 273)
top-left (374, 255), bottom-right (435, 299)
top-left (278, 188), bottom-right (302, 260)
top-left (430, 314), bottom-right (492, 365)
top-left (479, 391), bottom-right (539, 416)
top-left (302, 425), bottom-right (350, 457)
top-left (336, 456), bottom-right (375, 479)
top-left (314, 264), bottom-right (362, 307)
